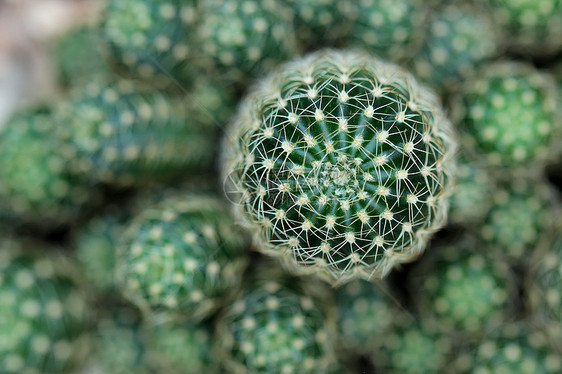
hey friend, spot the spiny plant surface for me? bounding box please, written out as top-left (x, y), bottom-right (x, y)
top-left (56, 78), bottom-right (215, 187)
top-left (411, 3), bottom-right (498, 91)
top-left (222, 49), bottom-right (456, 284)
top-left (533, 231), bottom-right (562, 322)
top-left (117, 193), bottom-right (249, 319)
top-left (0, 110), bottom-right (95, 226)
top-left (482, 0), bottom-right (562, 56)
top-left (455, 61), bottom-right (559, 170)
top-left (453, 323), bottom-right (562, 374)
top-left (0, 239), bottom-right (89, 374)
top-left (215, 264), bottom-right (338, 374)
top-left (412, 236), bottom-right (514, 337)
top-left (199, 0), bottom-right (297, 83)
top-left (336, 279), bottom-right (399, 353)
top-left (349, 0), bottom-right (428, 63)
top-left (104, 0), bottom-right (199, 85)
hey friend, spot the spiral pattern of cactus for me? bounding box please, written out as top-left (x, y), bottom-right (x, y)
top-left (117, 193), bottom-right (249, 319)
top-left (222, 49), bottom-right (456, 283)
top-left (56, 78), bottom-right (215, 186)
top-left (0, 239), bottom-right (89, 374)
top-left (455, 61), bottom-right (558, 169)
top-left (215, 265), bottom-right (338, 374)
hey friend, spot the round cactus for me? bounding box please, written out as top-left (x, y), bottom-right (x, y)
top-left (215, 263), bottom-right (338, 374)
top-left (372, 313), bottom-right (452, 374)
top-left (411, 4), bottom-right (499, 91)
top-left (117, 193), bottom-right (249, 319)
top-left (336, 279), bottom-right (398, 352)
top-left (479, 178), bottom-right (557, 262)
top-left (0, 110), bottom-right (96, 226)
top-left (199, 0), bottom-right (297, 83)
top-left (349, 0), bottom-right (428, 63)
top-left (56, 78), bottom-right (216, 187)
top-left (103, 0), bottom-right (200, 85)
top-left (0, 239), bottom-right (90, 374)
top-left (146, 315), bottom-right (218, 374)
top-left (454, 61), bottom-right (559, 170)
top-left (482, 0), bottom-right (562, 56)
top-left (412, 236), bottom-right (515, 337)
top-left (453, 323), bottom-right (562, 374)
top-left (222, 49), bottom-right (456, 284)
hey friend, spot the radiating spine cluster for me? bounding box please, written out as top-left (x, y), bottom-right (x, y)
top-left (222, 49), bottom-right (456, 284)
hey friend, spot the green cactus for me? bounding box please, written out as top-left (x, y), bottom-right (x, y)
top-left (349, 0), bottom-right (428, 63)
top-left (55, 78), bottom-right (216, 187)
top-left (215, 263), bottom-right (338, 374)
top-left (199, 0), bottom-right (297, 83)
top-left (479, 178), bottom-right (557, 261)
top-left (103, 0), bottom-right (200, 86)
top-left (482, 0), bottom-right (562, 56)
top-left (448, 156), bottom-right (496, 226)
top-left (412, 236), bottom-right (515, 337)
top-left (372, 313), bottom-right (452, 374)
top-left (336, 279), bottom-right (398, 352)
top-left (0, 110), bottom-right (97, 227)
top-left (411, 4), bottom-right (499, 91)
top-left (533, 230), bottom-right (562, 322)
top-left (222, 49), bottom-right (456, 284)
top-left (116, 193), bottom-right (249, 319)
top-left (453, 323), bottom-right (562, 374)
top-left (454, 61), bottom-right (559, 170)
top-left (0, 239), bottom-right (90, 374)
top-left (146, 315), bottom-right (219, 374)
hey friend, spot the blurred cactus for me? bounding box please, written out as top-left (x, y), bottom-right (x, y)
top-left (222, 49), bottom-right (456, 284)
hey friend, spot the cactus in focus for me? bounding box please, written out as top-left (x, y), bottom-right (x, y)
top-left (454, 61), bottom-right (559, 170)
top-left (103, 0), bottom-right (200, 85)
top-left (215, 263), bottom-right (338, 374)
top-left (0, 239), bottom-right (90, 374)
top-left (199, 0), bottom-right (297, 83)
top-left (56, 78), bottom-right (216, 187)
top-left (116, 193), bottom-right (249, 319)
top-left (222, 49), bottom-right (456, 284)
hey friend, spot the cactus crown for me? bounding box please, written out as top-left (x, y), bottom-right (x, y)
top-left (223, 49), bottom-right (456, 283)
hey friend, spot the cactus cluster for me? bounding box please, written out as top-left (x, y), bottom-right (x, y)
top-left (223, 49), bottom-right (456, 284)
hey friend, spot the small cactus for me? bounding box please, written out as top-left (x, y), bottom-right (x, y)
top-left (56, 78), bottom-right (216, 187)
top-left (215, 263), bottom-right (338, 374)
top-left (0, 239), bottom-right (90, 374)
top-left (454, 61), bottom-right (559, 170)
top-left (222, 49), bottom-right (456, 284)
top-left (116, 193), bottom-right (249, 319)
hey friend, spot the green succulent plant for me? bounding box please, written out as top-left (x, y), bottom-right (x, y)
top-left (533, 230), bottom-right (562, 322)
top-left (215, 263), bottom-right (338, 374)
top-left (455, 61), bottom-right (559, 170)
top-left (117, 193), bottom-right (249, 319)
top-left (222, 49), bottom-right (456, 284)
top-left (0, 239), bottom-right (90, 374)
top-left (56, 78), bottom-right (216, 187)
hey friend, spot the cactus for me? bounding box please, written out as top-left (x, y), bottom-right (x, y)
top-left (479, 178), bottom-right (557, 262)
top-left (0, 110), bottom-right (97, 227)
top-left (55, 78), bottom-right (216, 187)
top-left (0, 238), bottom-right (90, 374)
top-left (411, 4), bottom-right (499, 91)
top-left (533, 230), bottom-right (562, 322)
top-left (222, 49), bottom-right (456, 284)
top-left (146, 315), bottom-right (218, 374)
top-left (116, 193), bottom-right (249, 319)
top-left (336, 279), bottom-right (398, 352)
top-left (103, 0), bottom-right (200, 86)
top-left (372, 313), bottom-right (452, 374)
top-left (454, 61), bottom-right (559, 170)
top-left (215, 263), bottom-right (338, 374)
top-left (482, 0), bottom-right (562, 56)
top-left (453, 323), bottom-right (562, 374)
top-left (349, 0), bottom-right (428, 63)
top-left (411, 236), bottom-right (515, 337)
top-left (199, 0), bottom-right (297, 84)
